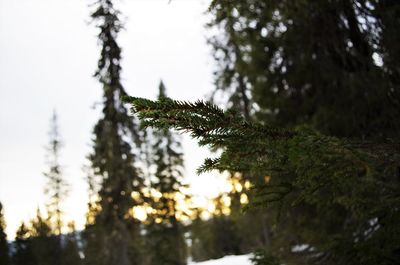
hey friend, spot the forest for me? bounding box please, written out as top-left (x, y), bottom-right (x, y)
top-left (1, 0), bottom-right (399, 265)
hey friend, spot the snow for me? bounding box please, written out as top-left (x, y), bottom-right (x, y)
top-left (189, 254), bottom-right (253, 265)
top-left (291, 244), bottom-right (309, 252)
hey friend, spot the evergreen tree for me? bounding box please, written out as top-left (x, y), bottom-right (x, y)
top-left (43, 111), bottom-right (69, 235)
top-left (145, 81), bottom-right (187, 265)
top-left (30, 208), bottom-right (60, 265)
top-left (61, 222), bottom-right (83, 265)
top-left (0, 202), bottom-right (10, 265)
top-left (208, 4), bottom-right (275, 253)
top-left (12, 222), bottom-right (37, 265)
top-left (189, 212), bottom-right (214, 262)
top-left (13, 210), bottom-right (58, 265)
top-left (207, 0), bottom-right (400, 138)
top-left (83, 1), bottom-right (144, 265)
top-left (190, 196), bottom-right (242, 262)
top-left (368, 0), bottom-right (400, 109)
top-left (208, 1), bottom-right (252, 121)
top-left (205, 1), bottom-right (400, 263)
top-left (125, 96), bottom-right (400, 265)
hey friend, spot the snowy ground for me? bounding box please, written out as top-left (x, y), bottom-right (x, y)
top-left (189, 254), bottom-right (252, 265)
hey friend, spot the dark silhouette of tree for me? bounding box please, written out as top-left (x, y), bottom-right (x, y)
top-left (61, 222), bottom-right (83, 265)
top-left (208, 0), bottom-right (400, 139)
top-left (83, 1), bottom-right (145, 265)
top-left (30, 208), bottom-right (60, 265)
top-left (13, 222), bottom-right (37, 265)
top-left (13, 209), bottom-right (59, 265)
top-left (203, 1), bottom-right (400, 263)
top-left (190, 198), bottom-right (242, 262)
top-left (0, 202), bottom-right (10, 265)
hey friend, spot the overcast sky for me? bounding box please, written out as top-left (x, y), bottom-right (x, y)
top-left (0, 0), bottom-right (231, 239)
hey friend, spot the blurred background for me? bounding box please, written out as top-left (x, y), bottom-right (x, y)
top-left (0, 0), bottom-right (218, 238)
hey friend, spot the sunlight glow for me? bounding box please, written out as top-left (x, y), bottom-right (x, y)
top-left (132, 206), bottom-right (147, 222)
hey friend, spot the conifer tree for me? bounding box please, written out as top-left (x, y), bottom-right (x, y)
top-left (13, 222), bottom-right (37, 265)
top-left (205, 1), bottom-right (400, 263)
top-left (30, 208), bottom-right (59, 265)
top-left (207, 0), bottom-right (400, 139)
top-left (13, 209), bottom-right (58, 265)
top-left (43, 111), bottom-right (69, 235)
top-left (208, 1), bottom-right (252, 121)
top-left (207, 5), bottom-right (274, 253)
top-left (83, 1), bottom-right (144, 264)
top-left (189, 212), bottom-right (214, 262)
top-left (145, 81), bottom-right (187, 265)
top-left (61, 222), bottom-right (83, 265)
top-left (0, 202), bottom-right (10, 265)
top-left (190, 196), bottom-right (242, 262)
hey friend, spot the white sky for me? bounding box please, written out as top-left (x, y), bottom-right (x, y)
top-left (0, 0), bottom-right (230, 239)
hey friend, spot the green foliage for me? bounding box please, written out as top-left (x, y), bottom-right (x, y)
top-left (124, 96), bottom-right (293, 173)
top-left (205, 1), bottom-right (400, 264)
top-left (125, 96), bottom-right (400, 264)
top-left (124, 96), bottom-right (292, 175)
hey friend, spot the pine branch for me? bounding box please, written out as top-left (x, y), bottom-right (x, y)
top-left (124, 96), bottom-right (294, 140)
top-left (124, 96), bottom-right (399, 210)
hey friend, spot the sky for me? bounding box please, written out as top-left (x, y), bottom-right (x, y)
top-left (0, 0), bottom-right (230, 239)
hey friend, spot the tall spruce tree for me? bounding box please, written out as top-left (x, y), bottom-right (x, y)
top-left (83, 1), bottom-right (144, 265)
top-left (145, 81), bottom-right (187, 265)
top-left (0, 202), bottom-right (10, 265)
top-left (43, 111), bottom-right (69, 235)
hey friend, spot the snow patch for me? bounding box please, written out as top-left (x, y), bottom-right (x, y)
top-left (189, 254), bottom-right (252, 265)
